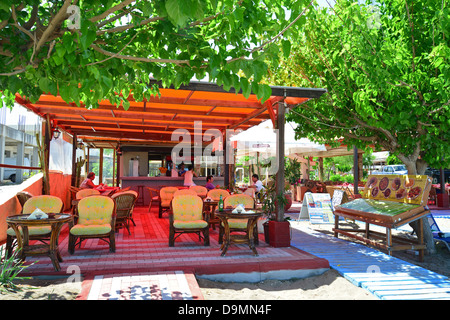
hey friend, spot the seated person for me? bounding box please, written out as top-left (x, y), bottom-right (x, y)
top-left (80, 172), bottom-right (104, 189)
top-left (248, 174), bottom-right (265, 197)
top-left (205, 175), bottom-right (217, 191)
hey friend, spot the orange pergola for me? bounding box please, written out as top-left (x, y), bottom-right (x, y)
top-left (15, 81), bottom-right (326, 213)
top-left (15, 81), bottom-right (326, 148)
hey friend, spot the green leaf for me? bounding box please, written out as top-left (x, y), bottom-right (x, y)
top-left (39, 78), bottom-right (51, 93)
top-left (240, 78), bottom-right (251, 99)
top-left (281, 40), bottom-right (291, 59)
top-left (80, 20), bottom-right (97, 50)
top-left (261, 84), bottom-right (272, 103)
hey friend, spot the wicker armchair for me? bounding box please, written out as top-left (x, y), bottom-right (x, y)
top-left (173, 189), bottom-right (197, 198)
top-left (68, 195), bottom-right (116, 254)
top-left (219, 194), bottom-right (257, 245)
top-left (159, 187), bottom-right (178, 218)
top-left (146, 187), bottom-right (160, 212)
top-left (207, 189), bottom-right (230, 201)
top-left (169, 194), bottom-right (209, 247)
top-left (111, 192), bottom-right (137, 235)
top-left (76, 188), bottom-right (100, 199)
top-left (16, 191), bottom-right (33, 213)
top-left (189, 185), bottom-right (208, 198)
top-left (6, 195), bottom-right (63, 258)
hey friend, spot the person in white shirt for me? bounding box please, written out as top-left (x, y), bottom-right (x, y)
top-left (248, 174), bottom-right (265, 197)
top-left (182, 165), bottom-right (198, 187)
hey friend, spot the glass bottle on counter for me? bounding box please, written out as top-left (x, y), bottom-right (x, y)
top-left (218, 195), bottom-right (224, 212)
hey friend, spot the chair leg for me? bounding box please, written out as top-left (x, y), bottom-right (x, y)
top-left (203, 228), bottom-right (210, 246)
top-left (68, 234), bottom-right (76, 254)
top-left (159, 205), bottom-right (163, 218)
top-left (109, 232), bottom-right (116, 252)
top-left (169, 226), bottom-right (175, 247)
top-left (148, 200), bottom-right (152, 212)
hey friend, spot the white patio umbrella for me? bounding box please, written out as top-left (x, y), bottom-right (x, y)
top-left (230, 120), bottom-right (326, 158)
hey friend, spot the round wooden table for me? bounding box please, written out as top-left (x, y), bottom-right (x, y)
top-left (216, 209), bottom-right (262, 257)
top-left (6, 214), bottom-right (72, 272)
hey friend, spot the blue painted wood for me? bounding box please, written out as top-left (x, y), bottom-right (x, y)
top-left (289, 220), bottom-right (450, 300)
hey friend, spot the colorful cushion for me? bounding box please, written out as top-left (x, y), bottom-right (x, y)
top-left (172, 194), bottom-right (203, 221)
top-left (160, 187), bottom-right (178, 202)
top-left (174, 189), bottom-right (197, 197)
top-left (77, 196), bottom-right (115, 226)
top-left (22, 195), bottom-right (63, 214)
top-left (173, 220), bottom-right (208, 229)
top-left (69, 224), bottom-right (112, 236)
top-left (7, 226), bottom-right (51, 236)
top-left (227, 219), bottom-right (248, 229)
top-left (224, 194), bottom-right (254, 209)
top-left (76, 189), bottom-right (100, 199)
top-left (189, 186), bottom-right (208, 197)
top-left (207, 189), bottom-right (230, 201)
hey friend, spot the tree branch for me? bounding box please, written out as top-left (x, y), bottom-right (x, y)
top-left (90, 43), bottom-right (191, 66)
top-left (89, 0), bottom-right (135, 23)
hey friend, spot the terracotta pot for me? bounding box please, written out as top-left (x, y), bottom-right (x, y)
top-left (284, 193), bottom-right (292, 211)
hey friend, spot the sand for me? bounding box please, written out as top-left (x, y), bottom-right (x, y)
top-left (0, 217), bottom-right (448, 300)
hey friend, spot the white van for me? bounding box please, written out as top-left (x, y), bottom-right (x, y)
top-left (2, 157), bottom-right (31, 182)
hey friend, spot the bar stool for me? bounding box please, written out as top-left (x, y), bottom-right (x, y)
top-left (135, 185), bottom-right (145, 206)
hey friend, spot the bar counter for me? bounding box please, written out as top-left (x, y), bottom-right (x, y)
top-left (121, 176), bottom-right (225, 206)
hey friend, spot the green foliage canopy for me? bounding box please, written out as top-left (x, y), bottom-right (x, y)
top-left (0, 0), bottom-right (310, 109)
top-left (268, 0), bottom-right (450, 174)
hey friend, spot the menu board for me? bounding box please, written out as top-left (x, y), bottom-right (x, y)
top-left (363, 175), bottom-right (431, 206)
top-left (299, 192), bottom-right (335, 224)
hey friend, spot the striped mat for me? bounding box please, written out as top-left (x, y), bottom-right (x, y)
top-left (289, 220), bottom-right (450, 300)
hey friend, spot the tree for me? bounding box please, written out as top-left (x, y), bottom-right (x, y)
top-left (266, 0), bottom-right (449, 254)
top-left (0, 0), bottom-right (312, 108)
top-left (267, 0), bottom-right (450, 175)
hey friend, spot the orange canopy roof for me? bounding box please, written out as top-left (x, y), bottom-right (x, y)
top-left (15, 81), bottom-right (326, 148)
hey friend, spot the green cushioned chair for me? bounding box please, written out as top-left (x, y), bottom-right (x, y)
top-left (169, 194), bottom-right (209, 247)
top-left (6, 195), bottom-right (63, 258)
top-left (68, 195), bottom-right (116, 254)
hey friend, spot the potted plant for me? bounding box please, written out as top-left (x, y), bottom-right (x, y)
top-left (260, 179), bottom-right (291, 247)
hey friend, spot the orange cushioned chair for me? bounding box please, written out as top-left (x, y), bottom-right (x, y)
top-left (68, 195), bottom-right (116, 254)
top-left (159, 187), bottom-right (178, 218)
top-left (189, 185), bottom-right (208, 198)
top-left (169, 194), bottom-right (209, 247)
top-left (76, 188), bottom-right (100, 199)
top-left (219, 194), bottom-right (257, 245)
top-left (6, 195), bottom-right (64, 258)
top-left (207, 189), bottom-right (230, 201)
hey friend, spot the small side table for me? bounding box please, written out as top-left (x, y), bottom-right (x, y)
top-left (216, 210), bottom-right (262, 257)
top-left (6, 214), bottom-right (72, 272)
top-left (203, 200), bottom-right (219, 229)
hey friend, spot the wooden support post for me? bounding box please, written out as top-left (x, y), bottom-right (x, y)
top-left (353, 146), bottom-right (359, 195)
top-left (71, 133), bottom-right (77, 187)
top-left (276, 99), bottom-right (285, 222)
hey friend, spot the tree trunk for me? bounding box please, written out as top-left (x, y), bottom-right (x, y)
top-left (397, 155), bottom-right (436, 254)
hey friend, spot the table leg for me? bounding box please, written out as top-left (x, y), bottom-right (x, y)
top-left (220, 218), bottom-right (230, 257)
top-left (334, 214), bottom-right (339, 238)
top-left (386, 227), bottom-right (392, 256)
top-left (247, 218), bottom-right (258, 256)
top-left (49, 222), bottom-right (65, 271)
